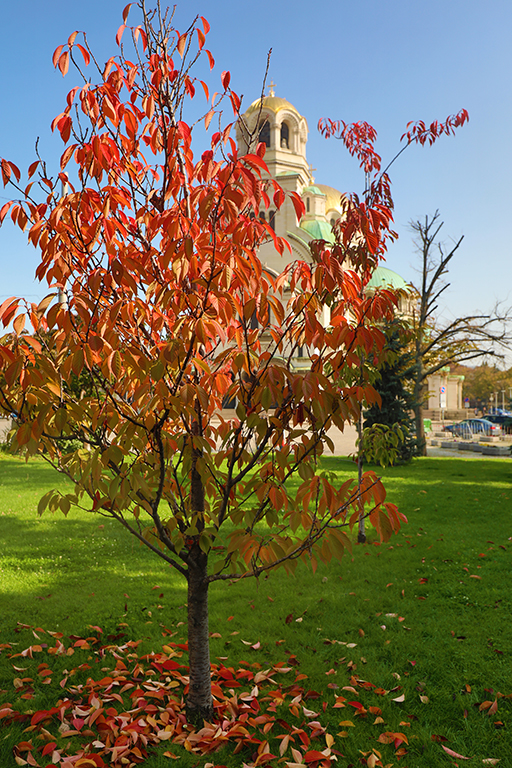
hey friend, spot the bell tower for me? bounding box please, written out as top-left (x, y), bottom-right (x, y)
top-left (236, 88), bottom-right (312, 191)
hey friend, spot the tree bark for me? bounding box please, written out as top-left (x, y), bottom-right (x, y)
top-left (186, 545), bottom-right (213, 723)
top-left (413, 377), bottom-right (427, 457)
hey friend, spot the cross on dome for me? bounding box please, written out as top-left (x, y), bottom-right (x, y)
top-left (267, 79), bottom-right (276, 97)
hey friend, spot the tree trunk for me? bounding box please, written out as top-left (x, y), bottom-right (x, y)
top-left (357, 390), bottom-right (366, 543)
top-left (413, 379), bottom-right (427, 457)
top-left (186, 545), bottom-right (213, 723)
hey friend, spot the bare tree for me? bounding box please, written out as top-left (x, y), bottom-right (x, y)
top-left (409, 211), bottom-right (510, 455)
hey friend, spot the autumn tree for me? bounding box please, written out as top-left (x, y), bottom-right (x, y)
top-left (0, 3), bottom-right (463, 721)
top-left (407, 212), bottom-right (510, 454)
top-left (458, 362), bottom-right (512, 411)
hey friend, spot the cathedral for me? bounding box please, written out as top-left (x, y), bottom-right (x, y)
top-left (235, 89), bottom-right (464, 418)
top-left (235, 88), bottom-right (411, 303)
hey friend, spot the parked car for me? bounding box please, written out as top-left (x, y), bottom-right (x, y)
top-left (485, 413), bottom-right (512, 425)
top-left (443, 418), bottom-right (501, 437)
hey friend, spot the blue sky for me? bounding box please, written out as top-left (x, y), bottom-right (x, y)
top-left (1, 0), bottom-right (511, 350)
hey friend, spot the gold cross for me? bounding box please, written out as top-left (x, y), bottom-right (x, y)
top-left (267, 79), bottom-right (276, 97)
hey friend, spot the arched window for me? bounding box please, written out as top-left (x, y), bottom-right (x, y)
top-left (330, 218), bottom-right (336, 228)
top-left (259, 211), bottom-right (266, 221)
top-left (306, 197), bottom-right (310, 213)
top-left (280, 122), bottom-right (289, 149)
top-left (269, 210), bottom-right (276, 231)
top-left (258, 120), bottom-right (270, 148)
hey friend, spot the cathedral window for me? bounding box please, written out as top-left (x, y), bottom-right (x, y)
top-left (280, 121), bottom-right (289, 149)
top-left (269, 210), bottom-right (276, 231)
top-left (259, 211), bottom-right (266, 221)
top-left (306, 197), bottom-right (310, 213)
top-left (258, 120), bottom-right (270, 148)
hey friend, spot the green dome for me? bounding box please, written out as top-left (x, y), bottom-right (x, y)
top-left (302, 185), bottom-right (325, 196)
top-left (366, 266), bottom-right (408, 290)
top-left (299, 219), bottom-right (335, 243)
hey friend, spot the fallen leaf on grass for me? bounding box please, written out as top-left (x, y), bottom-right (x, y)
top-left (482, 760), bottom-right (500, 765)
top-left (431, 734), bottom-right (449, 743)
top-left (392, 694), bottom-right (405, 703)
top-left (441, 745), bottom-right (470, 759)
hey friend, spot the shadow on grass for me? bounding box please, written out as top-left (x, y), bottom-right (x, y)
top-left (0, 513), bottom-right (189, 638)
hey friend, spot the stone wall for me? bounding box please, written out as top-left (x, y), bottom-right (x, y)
top-left (0, 418), bottom-right (12, 443)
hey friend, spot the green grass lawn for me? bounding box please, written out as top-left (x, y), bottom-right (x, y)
top-left (1, 453), bottom-right (511, 767)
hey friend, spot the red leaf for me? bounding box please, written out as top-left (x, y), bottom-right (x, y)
top-left (206, 49), bottom-right (215, 70)
top-left (1, 159), bottom-right (11, 186)
top-left (122, 3), bottom-right (133, 22)
top-left (201, 16), bottom-right (210, 34)
top-left (42, 742), bottom-right (57, 756)
top-left (441, 745), bottom-right (470, 759)
top-left (290, 191), bottom-right (305, 220)
top-left (28, 161), bottom-right (40, 179)
top-left (221, 70), bottom-right (231, 89)
top-left (76, 43), bottom-right (90, 67)
top-left (177, 121), bottom-right (191, 142)
top-left (244, 153), bottom-right (268, 173)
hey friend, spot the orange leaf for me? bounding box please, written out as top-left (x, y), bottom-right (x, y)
top-left (116, 24), bottom-right (127, 46)
top-left (177, 33), bottom-right (187, 57)
top-left (52, 44), bottom-right (64, 68)
top-left (58, 51), bottom-right (69, 76)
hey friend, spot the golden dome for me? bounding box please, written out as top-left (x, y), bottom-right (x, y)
top-left (245, 96), bottom-right (301, 116)
top-left (315, 183), bottom-right (346, 214)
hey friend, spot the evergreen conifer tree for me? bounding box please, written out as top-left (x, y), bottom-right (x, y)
top-left (363, 320), bottom-right (418, 462)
